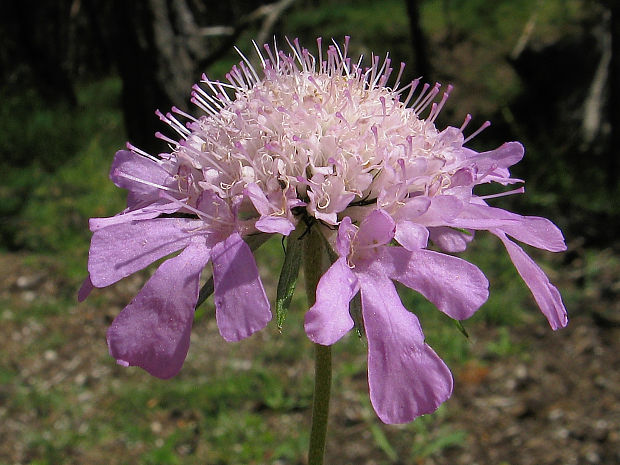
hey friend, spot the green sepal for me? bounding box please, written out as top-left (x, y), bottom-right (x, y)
top-left (454, 319), bottom-right (469, 338)
top-left (452, 227), bottom-right (473, 236)
top-left (275, 225), bottom-right (304, 329)
top-left (349, 292), bottom-right (364, 338)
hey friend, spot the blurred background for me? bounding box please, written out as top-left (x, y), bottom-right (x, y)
top-left (0, 0), bottom-right (618, 464)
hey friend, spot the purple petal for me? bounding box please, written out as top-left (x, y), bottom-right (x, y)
top-left (312, 208), bottom-right (338, 225)
top-left (77, 276), bottom-right (94, 302)
top-left (495, 231), bottom-right (568, 330)
top-left (498, 216), bottom-right (566, 252)
top-left (355, 209), bottom-right (395, 248)
top-left (88, 218), bottom-right (201, 288)
top-left (212, 232), bottom-right (272, 341)
top-left (467, 142), bottom-right (524, 183)
top-left (385, 247), bottom-right (489, 320)
top-left (411, 195), bottom-right (463, 226)
top-left (336, 217), bottom-right (357, 257)
top-left (305, 257), bottom-right (359, 345)
top-left (394, 196), bottom-right (431, 219)
top-left (428, 226), bottom-right (474, 252)
top-left (244, 183), bottom-right (273, 216)
top-left (452, 204), bottom-right (566, 252)
top-left (358, 265), bottom-right (453, 424)
top-left (196, 190), bottom-right (234, 220)
top-left (88, 200), bottom-right (181, 232)
top-left (106, 241), bottom-right (211, 379)
top-left (255, 216), bottom-right (295, 235)
top-left (485, 141), bottom-right (525, 168)
top-left (448, 168), bottom-right (475, 188)
top-left (110, 150), bottom-right (175, 207)
top-left (395, 220), bottom-right (429, 250)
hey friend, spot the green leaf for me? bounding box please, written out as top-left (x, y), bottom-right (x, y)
top-left (454, 319), bottom-right (469, 339)
top-left (275, 226), bottom-right (304, 329)
top-left (369, 422), bottom-right (398, 461)
top-left (452, 227), bottom-right (473, 235)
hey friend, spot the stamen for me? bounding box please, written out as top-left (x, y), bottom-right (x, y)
top-left (378, 63), bottom-right (393, 88)
top-left (157, 110), bottom-right (190, 137)
top-left (154, 131), bottom-right (179, 147)
top-left (459, 113), bottom-right (472, 132)
top-left (190, 94), bottom-right (221, 118)
top-left (400, 78), bottom-right (421, 106)
top-left (302, 47), bottom-right (314, 72)
top-left (126, 143), bottom-right (160, 162)
top-left (464, 120), bottom-right (491, 143)
top-left (410, 82), bottom-right (430, 108)
top-left (159, 192), bottom-right (228, 225)
top-left (193, 85), bottom-right (225, 110)
top-left (234, 45), bottom-right (261, 83)
top-left (213, 82), bottom-right (233, 101)
top-left (379, 96), bottom-right (387, 118)
top-left (393, 62), bottom-right (406, 90)
top-left (171, 106), bottom-right (197, 123)
top-left (480, 187), bottom-right (525, 200)
top-left (113, 170), bottom-right (180, 193)
top-left (200, 75), bottom-right (233, 102)
top-left (231, 64), bottom-right (247, 87)
top-left (413, 82), bottom-right (441, 114)
top-left (263, 43), bottom-right (277, 69)
top-left (335, 111), bottom-right (351, 129)
top-left (239, 61), bottom-right (257, 86)
top-left (226, 66), bottom-right (246, 89)
top-left (316, 37), bottom-right (323, 73)
top-left (371, 54), bottom-right (390, 88)
top-left (428, 85), bottom-right (452, 123)
top-left (366, 54), bottom-right (380, 88)
top-left (330, 37), bottom-right (350, 76)
top-left (285, 37), bottom-right (304, 68)
top-left (317, 194), bottom-right (330, 209)
top-left (370, 125), bottom-right (379, 145)
top-left (252, 40), bottom-right (267, 69)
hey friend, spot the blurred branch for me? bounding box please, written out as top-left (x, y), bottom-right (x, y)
top-left (255, 0), bottom-right (297, 46)
top-left (198, 0), bottom-right (297, 70)
top-left (510, 7), bottom-right (539, 60)
top-left (405, 0), bottom-right (431, 78)
top-left (197, 26), bottom-right (236, 36)
top-left (582, 9), bottom-right (611, 146)
top-left (608, 1), bottom-right (619, 189)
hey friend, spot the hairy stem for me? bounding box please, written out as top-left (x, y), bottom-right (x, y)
top-left (304, 226), bottom-right (332, 465)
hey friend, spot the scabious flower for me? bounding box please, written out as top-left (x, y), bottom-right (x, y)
top-left (81, 37), bottom-right (567, 423)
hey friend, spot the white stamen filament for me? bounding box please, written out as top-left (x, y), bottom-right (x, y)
top-left (480, 187), bottom-right (525, 199)
top-left (464, 120), bottom-right (491, 143)
top-left (113, 170), bottom-right (180, 193)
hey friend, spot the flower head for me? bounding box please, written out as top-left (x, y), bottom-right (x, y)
top-left (81, 37), bottom-right (567, 422)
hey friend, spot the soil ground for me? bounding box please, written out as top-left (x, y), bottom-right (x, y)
top-left (1, 246), bottom-right (618, 465)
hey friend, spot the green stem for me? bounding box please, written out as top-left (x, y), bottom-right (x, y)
top-left (309, 343), bottom-right (331, 465)
top-left (304, 225), bottom-right (332, 465)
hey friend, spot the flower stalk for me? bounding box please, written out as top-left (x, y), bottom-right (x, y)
top-left (304, 225), bottom-right (332, 465)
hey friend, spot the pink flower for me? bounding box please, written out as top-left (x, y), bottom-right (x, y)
top-left (81, 37), bottom-right (567, 422)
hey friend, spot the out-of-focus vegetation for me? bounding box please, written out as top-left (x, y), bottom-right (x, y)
top-left (0, 78), bottom-right (126, 266)
top-left (1, 0), bottom-right (618, 464)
